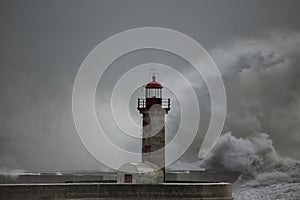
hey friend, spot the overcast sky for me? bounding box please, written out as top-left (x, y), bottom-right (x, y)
top-left (0, 0), bottom-right (300, 171)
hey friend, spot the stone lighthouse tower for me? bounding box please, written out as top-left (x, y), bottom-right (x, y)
top-left (137, 73), bottom-right (170, 175)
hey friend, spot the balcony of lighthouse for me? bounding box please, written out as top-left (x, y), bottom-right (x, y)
top-left (137, 98), bottom-right (171, 113)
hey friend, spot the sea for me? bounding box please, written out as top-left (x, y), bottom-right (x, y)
top-left (1, 133), bottom-right (300, 199)
top-left (173, 132), bottom-right (300, 200)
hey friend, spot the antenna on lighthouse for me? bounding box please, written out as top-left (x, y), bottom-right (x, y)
top-left (150, 68), bottom-right (158, 81)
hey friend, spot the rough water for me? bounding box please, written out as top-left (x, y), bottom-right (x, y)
top-left (1, 132), bottom-right (300, 199)
top-left (233, 160), bottom-right (300, 200)
top-left (234, 182), bottom-right (300, 200)
top-left (199, 132), bottom-right (300, 200)
top-left (201, 32), bottom-right (300, 200)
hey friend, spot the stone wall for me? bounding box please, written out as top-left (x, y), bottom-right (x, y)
top-left (0, 183), bottom-right (233, 200)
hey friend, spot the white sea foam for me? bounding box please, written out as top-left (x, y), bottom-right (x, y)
top-left (199, 132), bottom-right (300, 199)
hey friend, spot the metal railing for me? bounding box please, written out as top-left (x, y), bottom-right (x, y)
top-left (162, 98), bottom-right (171, 109)
top-left (137, 98), bottom-right (170, 109)
top-left (138, 98), bottom-right (146, 108)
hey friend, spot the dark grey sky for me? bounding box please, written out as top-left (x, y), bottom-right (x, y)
top-left (0, 0), bottom-right (300, 171)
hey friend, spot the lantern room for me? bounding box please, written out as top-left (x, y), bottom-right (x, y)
top-left (145, 75), bottom-right (163, 99)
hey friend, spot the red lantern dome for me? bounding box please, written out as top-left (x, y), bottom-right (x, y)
top-left (145, 75), bottom-right (163, 88)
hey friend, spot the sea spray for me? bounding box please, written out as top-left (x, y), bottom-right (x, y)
top-left (0, 169), bottom-right (26, 180)
top-left (199, 132), bottom-right (300, 199)
top-left (200, 132), bottom-right (273, 172)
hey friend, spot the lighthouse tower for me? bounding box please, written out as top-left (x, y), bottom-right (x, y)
top-left (137, 73), bottom-right (170, 175)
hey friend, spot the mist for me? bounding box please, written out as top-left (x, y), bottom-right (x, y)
top-left (212, 29), bottom-right (300, 160)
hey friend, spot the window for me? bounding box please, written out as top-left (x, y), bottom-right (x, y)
top-left (143, 145), bottom-right (151, 153)
top-left (146, 88), bottom-right (162, 98)
top-left (124, 174), bottom-right (132, 183)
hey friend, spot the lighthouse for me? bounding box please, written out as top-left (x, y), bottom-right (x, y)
top-left (137, 73), bottom-right (170, 176)
top-left (116, 72), bottom-right (170, 184)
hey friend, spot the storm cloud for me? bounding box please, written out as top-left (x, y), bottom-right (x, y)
top-left (0, 0), bottom-right (300, 171)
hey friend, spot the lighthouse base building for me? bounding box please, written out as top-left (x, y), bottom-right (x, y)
top-left (117, 162), bottom-right (163, 184)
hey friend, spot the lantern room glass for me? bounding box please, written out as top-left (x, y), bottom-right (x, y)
top-left (146, 88), bottom-right (162, 98)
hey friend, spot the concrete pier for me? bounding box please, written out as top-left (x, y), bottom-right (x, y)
top-left (0, 183), bottom-right (233, 200)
